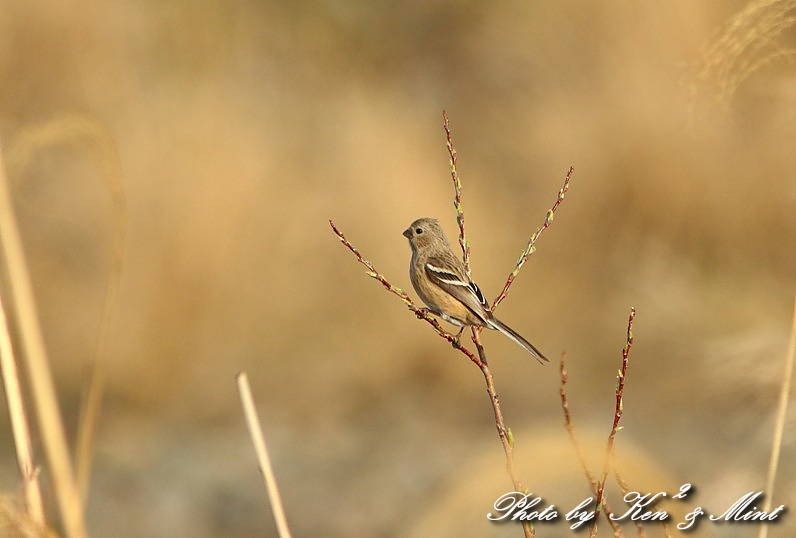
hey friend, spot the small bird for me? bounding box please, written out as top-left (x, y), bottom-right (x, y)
top-left (403, 217), bottom-right (548, 363)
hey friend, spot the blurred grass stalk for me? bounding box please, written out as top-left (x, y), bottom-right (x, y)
top-left (758, 296), bottom-right (796, 538)
top-left (4, 115), bottom-right (128, 520)
top-left (0, 144), bottom-right (87, 537)
top-left (0, 280), bottom-right (45, 529)
top-left (237, 372), bottom-right (293, 538)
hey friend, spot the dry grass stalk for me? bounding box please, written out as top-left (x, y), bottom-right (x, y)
top-left (589, 307), bottom-right (636, 538)
top-left (0, 288), bottom-right (45, 529)
top-left (0, 496), bottom-right (52, 538)
top-left (694, 0), bottom-right (796, 108)
top-left (7, 116), bottom-right (129, 502)
top-left (237, 372), bottom-right (293, 538)
top-left (757, 296), bottom-right (796, 538)
top-left (0, 144), bottom-right (87, 537)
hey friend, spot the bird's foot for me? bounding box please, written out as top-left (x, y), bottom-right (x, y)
top-left (451, 327), bottom-right (465, 348)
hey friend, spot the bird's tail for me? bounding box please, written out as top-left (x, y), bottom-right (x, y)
top-left (488, 317), bottom-right (548, 364)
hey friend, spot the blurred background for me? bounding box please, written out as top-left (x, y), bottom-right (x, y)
top-left (0, 0), bottom-right (795, 536)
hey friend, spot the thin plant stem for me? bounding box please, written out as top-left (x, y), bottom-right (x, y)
top-left (590, 307), bottom-right (636, 538)
top-left (7, 116), bottom-right (130, 503)
top-left (0, 144), bottom-right (87, 538)
top-left (757, 296), bottom-right (796, 538)
top-left (237, 372), bottom-right (293, 538)
top-left (492, 166), bottom-right (573, 311)
top-left (472, 329), bottom-right (534, 538)
top-left (0, 290), bottom-right (45, 528)
top-left (76, 368), bottom-right (104, 503)
top-left (442, 110), bottom-right (471, 278)
top-left (559, 353), bottom-right (623, 537)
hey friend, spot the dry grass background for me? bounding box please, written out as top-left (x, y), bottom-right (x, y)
top-left (0, 0), bottom-right (794, 536)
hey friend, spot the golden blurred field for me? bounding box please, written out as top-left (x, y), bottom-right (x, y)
top-left (0, 1), bottom-right (795, 536)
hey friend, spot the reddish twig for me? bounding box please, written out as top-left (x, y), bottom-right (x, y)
top-left (590, 307), bottom-right (636, 538)
top-left (492, 166), bottom-right (573, 311)
top-left (329, 220), bottom-right (482, 367)
top-left (559, 353), bottom-right (594, 483)
top-left (560, 354), bottom-right (623, 537)
top-left (442, 111), bottom-right (470, 278)
top-left (471, 329), bottom-right (534, 538)
top-left (442, 113), bottom-right (535, 537)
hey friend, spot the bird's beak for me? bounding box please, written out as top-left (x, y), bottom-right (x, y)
top-left (402, 228), bottom-right (412, 239)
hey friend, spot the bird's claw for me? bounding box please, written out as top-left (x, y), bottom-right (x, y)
top-left (450, 327), bottom-right (465, 348)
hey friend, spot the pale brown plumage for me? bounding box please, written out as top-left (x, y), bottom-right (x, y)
top-left (403, 217), bottom-right (547, 363)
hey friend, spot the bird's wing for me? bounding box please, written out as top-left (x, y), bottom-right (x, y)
top-left (424, 254), bottom-right (490, 324)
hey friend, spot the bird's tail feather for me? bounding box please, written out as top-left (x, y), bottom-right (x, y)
top-left (489, 318), bottom-right (548, 364)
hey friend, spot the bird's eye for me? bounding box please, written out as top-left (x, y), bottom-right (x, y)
top-left (415, 227), bottom-right (423, 234)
